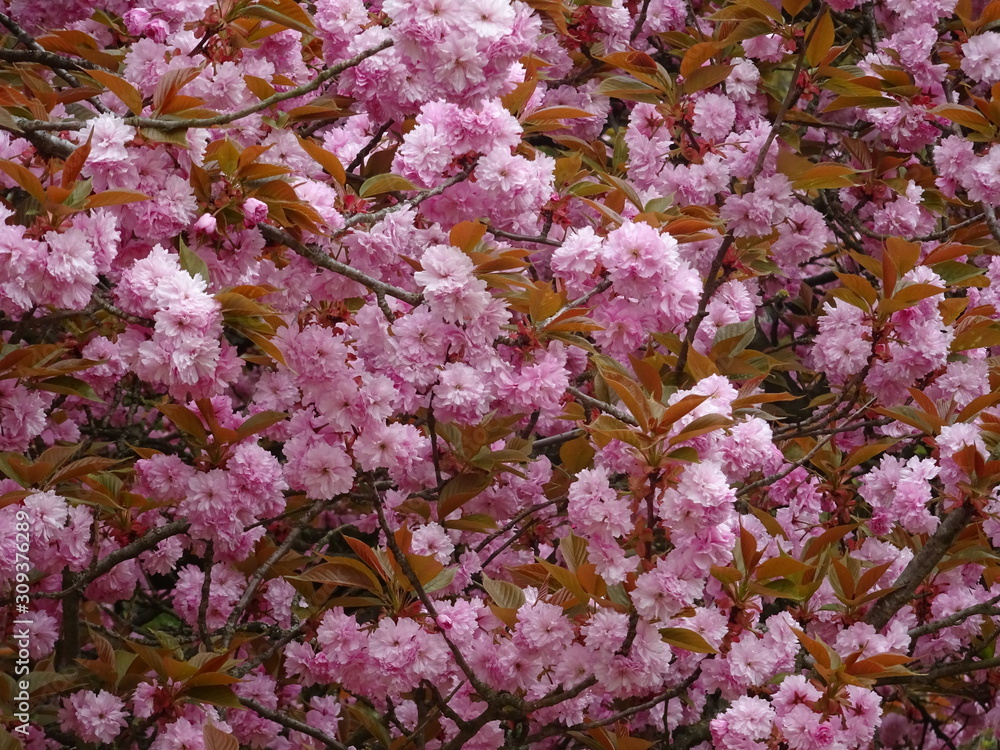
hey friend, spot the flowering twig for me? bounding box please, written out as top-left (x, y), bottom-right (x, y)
top-left (538, 278), bottom-right (612, 331)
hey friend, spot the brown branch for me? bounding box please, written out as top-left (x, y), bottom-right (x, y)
top-left (865, 502), bottom-right (977, 631)
top-left (676, 22), bottom-right (815, 377)
top-left (346, 119), bottom-right (395, 174)
top-left (538, 278), bottom-right (612, 330)
top-left (0, 47), bottom-right (101, 70)
top-left (197, 540), bottom-right (214, 648)
top-left (125, 40), bottom-right (393, 131)
top-left (239, 697), bottom-right (349, 750)
top-left (531, 429), bottom-right (585, 451)
top-left (339, 161), bottom-right (477, 232)
top-left (372, 489), bottom-right (508, 708)
top-left (257, 223), bottom-right (422, 307)
top-left (218, 499), bottom-right (327, 648)
top-left (909, 593), bottom-right (1000, 639)
top-left (567, 385), bottom-right (639, 426)
top-left (34, 520), bottom-right (190, 599)
top-left (878, 655), bottom-right (1000, 686)
top-left (487, 226), bottom-right (562, 247)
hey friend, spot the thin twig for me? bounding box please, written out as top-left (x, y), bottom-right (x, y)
top-left (126, 40), bottom-right (393, 131)
top-left (239, 697), bottom-right (350, 750)
top-left (567, 385), bottom-right (639, 426)
top-left (218, 499), bottom-right (328, 649)
top-left (909, 594), bottom-right (1000, 639)
top-left (257, 223), bottom-right (421, 306)
top-left (339, 162), bottom-right (477, 231)
top-left (346, 119), bottom-right (395, 174)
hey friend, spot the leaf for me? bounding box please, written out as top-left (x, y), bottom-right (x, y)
top-left (560, 533), bottom-right (590, 572)
top-left (791, 627), bottom-right (832, 669)
top-left (437, 472), bottom-right (491, 520)
top-left (756, 556), bottom-right (813, 580)
top-left (481, 574), bottom-right (526, 610)
top-left (293, 558), bottom-right (382, 593)
top-left (0, 160), bottom-right (46, 204)
top-left (791, 164), bottom-right (857, 190)
top-left (88, 70), bottom-right (143, 115)
top-left (359, 174), bottom-right (417, 198)
top-left (783, 0), bottom-right (810, 17)
top-left (881, 283), bottom-right (945, 314)
top-left (235, 410), bottom-right (286, 441)
top-left (85, 190), bottom-right (151, 208)
top-left (179, 239), bottom-right (210, 283)
top-left (835, 273), bottom-right (877, 308)
top-left (595, 75), bottom-right (661, 104)
top-left (30, 375), bottom-right (102, 402)
top-left (841, 441), bottom-right (896, 472)
top-left (683, 64), bottom-right (735, 94)
top-left (157, 404), bottom-right (208, 444)
top-left (152, 67), bottom-right (200, 114)
top-left (538, 559), bottom-right (589, 604)
top-left (238, 0), bottom-right (316, 34)
top-left (450, 220), bottom-right (487, 251)
top-left (423, 567), bottom-right (456, 593)
top-left (244, 75), bottom-right (277, 101)
top-left (933, 104), bottom-right (994, 133)
top-left (523, 106), bottom-right (597, 123)
top-left (203, 724), bottom-right (239, 750)
top-left (297, 135), bottom-right (346, 185)
top-left (670, 413), bottom-right (731, 444)
top-left (803, 524), bottom-right (857, 561)
top-left (924, 244), bottom-right (975, 266)
top-left (680, 41), bottom-right (719, 77)
top-left (184, 685), bottom-right (242, 708)
top-left (344, 536), bottom-right (387, 578)
top-left (806, 8), bottom-right (835, 67)
top-left (560, 436), bottom-right (596, 474)
top-left (659, 627), bottom-right (718, 654)
top-left (599, 368), bottom-right (651, 431)
top-left (48, 457), bottom-right (120, 486)
top-left (62, 132), bottom-right (92, 189)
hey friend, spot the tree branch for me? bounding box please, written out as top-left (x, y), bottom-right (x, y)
top-left (123, 40), bottom-right (393, 131)
top-left (865, 502), bottom-right (977, 631)
top-left (257, 223), bottom-right (421, 307)
top-left (239, 697), bottom-right (349, 750)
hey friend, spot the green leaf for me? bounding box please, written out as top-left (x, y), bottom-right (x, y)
top-left (359, 173), bottom-right (418, 198)
top-left (660, 627), bottom-right (718, 653)
top-left (235, 410), bottom-right (286, 442)
top-left (423, 567), bottom-right (456, 593)
top-left (481, 574), bottom-right (526, 610)
top-left (179, 238), bottom-right (210, 283)
top-left (30, 375), bottom-right (102, 402)
top-left (184, 685), bottom-right (243, 708)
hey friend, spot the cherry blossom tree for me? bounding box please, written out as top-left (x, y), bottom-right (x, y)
top-left (2, 0), bottom-right (1000, 748)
